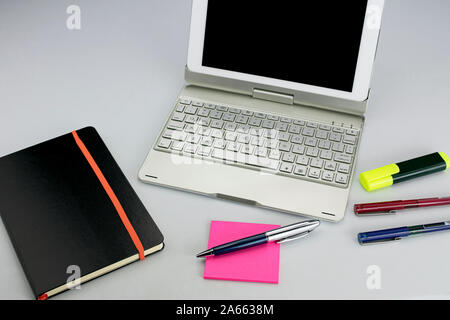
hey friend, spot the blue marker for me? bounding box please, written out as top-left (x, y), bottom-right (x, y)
top-left (358, 221), bottom-right (450, 245)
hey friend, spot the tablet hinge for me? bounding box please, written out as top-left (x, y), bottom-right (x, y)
top-left (252, 88), bottom-right (294, 105)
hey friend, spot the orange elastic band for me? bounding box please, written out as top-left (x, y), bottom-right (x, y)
top-left (72, 131), bottom-right (145, 260)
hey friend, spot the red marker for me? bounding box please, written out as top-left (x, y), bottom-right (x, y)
top-left (354, 197), bottom-right (450, 216)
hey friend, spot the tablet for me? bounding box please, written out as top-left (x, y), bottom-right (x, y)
top-left (187, 0), bottom-right (384, 103)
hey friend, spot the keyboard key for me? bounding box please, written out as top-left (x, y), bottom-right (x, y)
top-left (251, 137), bottom-right (265, 147)
top-left (185, 134), bottom-right (200, 144)
top-left (318, 140), bottom-right (331, 150)
top-left (210, 110), bottom-right (223, 119)
top-left (296, 156), bottom-right (309, 166)
top-left (305, 137), bottom-right (317, 147)
top-left (229, 107), bottom-right (241, 114)
top-left (200, 137), bottom-right (213, 147)
top-left (324, 161), bottom-right (337, 171)
top-left (315, 130), bottom-right (328, 140)
top-left (278, 132), bottom-right (291, 142)
top-left (335, 153), bottom-right (352, 164)
top-left (306, 148), bottom-right (319, 157)
top-left (197, 146), bottom-right (212, 157)
top-left (237, 134), bottom-right (252, 144)
top-left (329, 133), bottom-right (342, 142)
top-left (192, 101), bottom-right (204, 107)
top-left (320, 150), bottom-right (333, 160)
top-left (224, 123), bottom-right (237, 131)
top-left (217, 105), bottom-right (228, 112)
top-left (185, 115), bottom-right (199, 124)
top-left (322, 171), bottom-right (334, 182)
top-left (255, 112), bottom-right (266, 119)
top-left (307, 122), bottom-right (318, 128)
top-left (264, 129), bottom-right (278, 139)
top-left (292, 145), bottom-right (305, 155)
top-left (225, 132), bottom-right (238, 141)
top-left (213, 139), bottom-right (226, 149)
top-left (211, 120), bottom-right (224, 129)
top-left (255, 147), bottom-right (268, 158)
top-left (158, 138), bottom-right (171, 149)
top-left (346, 129), bottom-right (359, 136)
top-left (171, 112), bottom-right (185, 122)
top-left (241, 110), bottom-right (254, 116)
top-left (274, 122), bottom-right (288, 131)
top-left (332, 127), bottom-right (345, 133)
top-left (267, 115), bottom-right (280, 121)
top-left (280, 163), bottom-right (294, 173)
top-left (294, 165), bottom-right (307, 176)
top-left (269, 150), bottom-right (282, 160)
top-left (236, 124), bottom-right (251, 133)
top-left (282, 153), bottom-right (295, 163)
top-left (171, 141), bottom-right (184, 151)
top-left (310, 159), bottom-right (324, 168)
top-left (184, 144), bottom-right (197, 154)
top-left (280, 117), bottom-right (292, 123)
top-left (279, 142), bottom-right (292, 152)
top-left (332, 143), bottom-right (345, 153)
top-left (343, 135), bottom-right (357, 145)
top-left (291, 135), bottom-right (303, 145)
top-left (198, 127), bottom-right (211, 136)
top-left (289, 124), bottom-right (302, 134)
top-left (236, 115), bottom-right (250, 125)
top-left (302, 127), bottom-right (315, 137)
top-left (336, 173), bottom-right (349, 184)
top-left (249, 117), bottom-right (262, 126)
top-left (266, 139), bottom-right (279, 149)
top-left (241, 145), bottom-right (255, 155)
top-left (212, 149), bottom-right (279, 170)
top-left (227, 142), bottom-right (241, 152)
top-left (211, 129), bottom-right (223, 139)
top-left (197, 108), bottom-right (210, 117)
top-left (293, 120), bottom-right (306, 126)
top-left (175, 104), bottom-right (185, 112)
top-left (262, 120), bottom-right (275, 129)
top-left (167, 120), bottom-right (185, 130)
top-left (204, 103), bottom-right (216, 109)
top-left (179, 98), bottom-right (191, 105)
top-left (345, 145), bottom-right (355, 155)
top-left (308, 168), bottom-right (321, 179)
top-left (185, 106), bottom-right (199, 115)
top-left (338, 163), bottom-right (350, 174)
top-left (319, 124), bottom-right (332, 131)
top-left (223, 113), bottom-right (236, 122)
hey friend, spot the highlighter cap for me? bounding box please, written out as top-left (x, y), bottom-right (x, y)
top-left (360, 164), bottom-right (400, 192)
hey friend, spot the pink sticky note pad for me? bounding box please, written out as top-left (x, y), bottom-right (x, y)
top-left (204, 221), bottom-right (280, 284)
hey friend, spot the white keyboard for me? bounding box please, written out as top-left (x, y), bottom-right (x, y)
top-left (154, 97), bottom-right (360, 188)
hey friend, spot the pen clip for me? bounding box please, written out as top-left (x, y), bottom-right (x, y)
top-left (361, 237), bottom-right (402, 246)
top-left (276, 231), bottom-right (311, 244)
top-left (356, 210), bottom-right (397, 217)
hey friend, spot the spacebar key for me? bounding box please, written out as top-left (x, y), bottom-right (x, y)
top-left (212, 150), bottom-right (279, 170)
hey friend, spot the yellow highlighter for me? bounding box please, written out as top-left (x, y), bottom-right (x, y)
top-left (360, 152), bottom-right (450, 192)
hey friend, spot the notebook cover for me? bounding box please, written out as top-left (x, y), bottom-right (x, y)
top-left (0, 127), bottom-right (164, 299)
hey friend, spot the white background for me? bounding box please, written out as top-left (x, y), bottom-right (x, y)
top-left (0, 0), bottom-right (449, 299)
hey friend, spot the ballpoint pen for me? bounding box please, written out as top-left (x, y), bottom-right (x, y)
top-left (358, 221), bottom-right (450, 245)
top-left (354, 196), bottom-right (450, 216)
top-left (196, 220), bottom-right (320, 258)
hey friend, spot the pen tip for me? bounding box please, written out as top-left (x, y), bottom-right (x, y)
top-left (196, 249), bottom-right (213, 258)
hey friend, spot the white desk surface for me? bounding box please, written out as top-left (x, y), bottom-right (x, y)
top-left (0, 0), bottom-right (449, 300)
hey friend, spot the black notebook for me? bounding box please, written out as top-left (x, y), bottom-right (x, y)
top-left (0, 127), bottom-right (164, 299)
